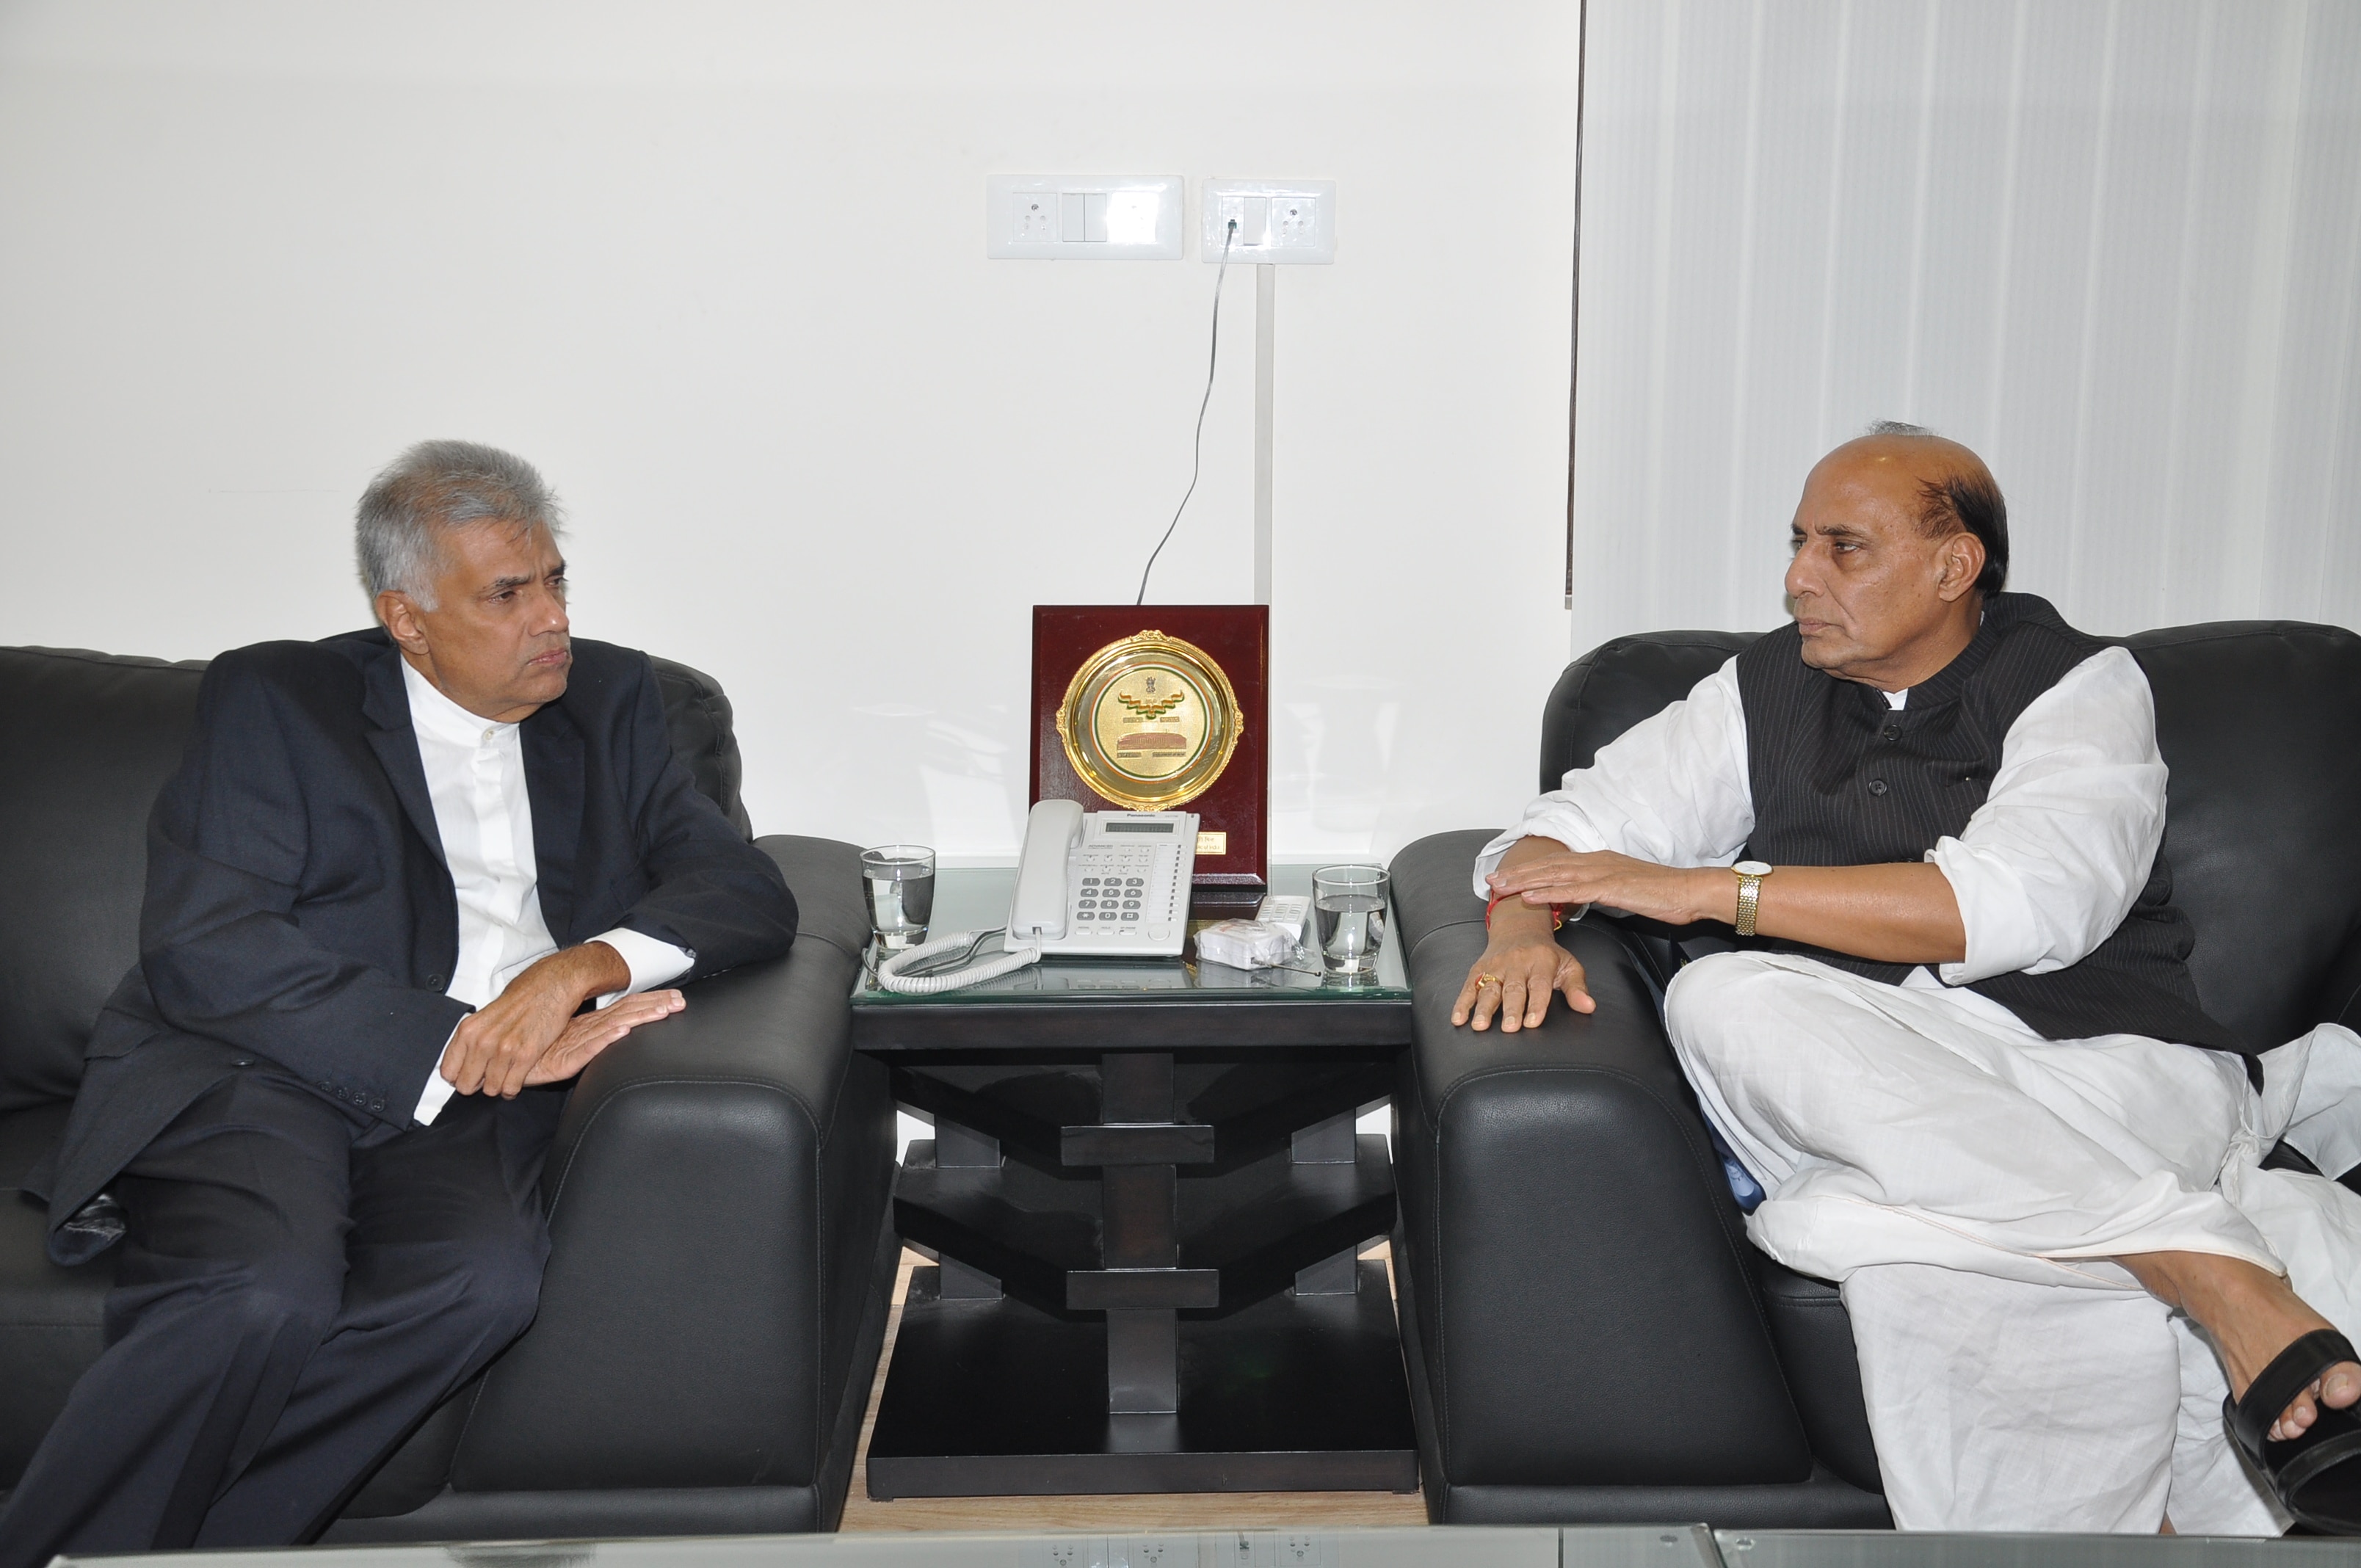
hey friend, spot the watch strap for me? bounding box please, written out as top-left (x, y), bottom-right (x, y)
top-left (1734, 870), bottom-right (1766, 937)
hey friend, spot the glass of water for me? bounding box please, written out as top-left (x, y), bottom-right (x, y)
top-left (860, 844), bottom-right (936, 951)
top-left (1313, 864), bottom-right (1390, 979)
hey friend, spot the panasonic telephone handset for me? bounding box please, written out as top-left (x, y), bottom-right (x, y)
top-left (875, 799), bottom-right (1199, 993)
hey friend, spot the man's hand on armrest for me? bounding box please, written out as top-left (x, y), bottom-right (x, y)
top-left (521, 987), bottom-right (685, 1087)
top-left (440, 941), bottom-right (683, 1100)
top-left (1455, 837), bottom-right (1597, 1034)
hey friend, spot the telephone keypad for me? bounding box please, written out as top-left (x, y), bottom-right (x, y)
top-left (1044, 813), bottom-right (1195, 950)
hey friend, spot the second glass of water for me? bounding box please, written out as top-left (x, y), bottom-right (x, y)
top-left (1313, 864), bottom-right (1390, 979)
top-left (861, 844), bottom-right (936, 951)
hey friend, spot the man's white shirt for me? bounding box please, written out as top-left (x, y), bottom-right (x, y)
top-left (1474, 645), bottom-right (2170, 1025)
top-left (402, 659), bottom-right (691, 1125)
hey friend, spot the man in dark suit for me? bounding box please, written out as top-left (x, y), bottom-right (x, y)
top-left (0, 441), bottom-right (798, 1561)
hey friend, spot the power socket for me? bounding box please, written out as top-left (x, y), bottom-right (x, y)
top-left (1201, 178), bottom-right (1337, 264)
top-left (1012, 192), bottom-right (1059, 244)
top-left (1121, 1537), bottom-right (1197, 1568)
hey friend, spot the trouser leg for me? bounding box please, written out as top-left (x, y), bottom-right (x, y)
top-left (192, 1086), bottom-right (557, 1547)
top-left (1842, 1262), bottom-right (2185, 1531)
top-left (1658, 952), bottom-right (2295, 1533)
top-left (1662, 951), bottom-right (2274, 1285)
top-left (0, 1071), bottom-right (352, 1568)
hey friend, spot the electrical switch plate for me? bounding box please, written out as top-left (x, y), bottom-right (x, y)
top-left (987, 175), bottom-right (1186, 260)
top-left (1211, 1534), bottom-right (1338, 1567)
top-left (1022, 1539), bottom-right (1110, 1568)
top-left (1202, 178), bottom-right (1336, 264)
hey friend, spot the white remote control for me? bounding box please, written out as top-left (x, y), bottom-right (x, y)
top-left (1254, 894), bottom-right (1311, 941)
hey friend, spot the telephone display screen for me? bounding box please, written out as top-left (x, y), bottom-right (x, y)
top-left (1104, 821), bottom-right (1173, 833)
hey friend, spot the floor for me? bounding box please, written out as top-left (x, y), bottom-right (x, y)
top-left (836, 1243), bottom-right (1432, 1533)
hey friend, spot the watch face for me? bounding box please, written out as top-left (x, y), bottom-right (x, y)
top-left (1733, 860), bottom-right (1773, 876)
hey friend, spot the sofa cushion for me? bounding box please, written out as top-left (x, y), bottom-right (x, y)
top-left (648, 656), bottom-right (753, 839)
top-left (1538, 631), bottom-right (1757, 792)
top-left (0, 650), bottom-right (207, 1113)
top-left (2125, 623), bottom-right (2361, 1050)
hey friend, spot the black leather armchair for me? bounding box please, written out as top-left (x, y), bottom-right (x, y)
top-left (0, 645), bottom-right (898, 1539)
top-left (1388, 620), bottom-right (2361, 1527)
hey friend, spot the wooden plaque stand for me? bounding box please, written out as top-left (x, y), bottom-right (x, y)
top-left (1031, 605), bottom-right (1269, 912)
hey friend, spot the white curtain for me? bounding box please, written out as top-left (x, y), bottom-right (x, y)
top-left (1570, 0), bottom-right (2361, 647)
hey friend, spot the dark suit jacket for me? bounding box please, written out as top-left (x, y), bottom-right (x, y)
top-left (39, 628), bottom-right (797, 1263)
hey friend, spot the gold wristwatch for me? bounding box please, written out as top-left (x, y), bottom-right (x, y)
top-left (1732, 860), bottom-right (1774, 937)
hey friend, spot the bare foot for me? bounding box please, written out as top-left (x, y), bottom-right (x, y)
top-left (2120, 1251), bottom-right (2361, 1441)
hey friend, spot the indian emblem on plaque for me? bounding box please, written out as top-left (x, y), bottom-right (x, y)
top-left (1054, 630), bottom-right (1243, 810)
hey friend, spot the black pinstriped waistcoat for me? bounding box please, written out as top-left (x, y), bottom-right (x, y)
top-left (1735, 592), bottom-right (2250, 1063)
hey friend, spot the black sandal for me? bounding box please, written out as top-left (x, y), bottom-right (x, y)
top-left (2227, 1328), bottom-right (2361, 1533)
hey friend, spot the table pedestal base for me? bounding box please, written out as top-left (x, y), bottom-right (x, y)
top-left (865, 1260), bottom-right (1418, 1498)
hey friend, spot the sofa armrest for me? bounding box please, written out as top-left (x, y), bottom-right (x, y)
top-left (451, 836), bottom-right (896, 1494)
top-left (1388, 830), bottom-right (1810, 1489)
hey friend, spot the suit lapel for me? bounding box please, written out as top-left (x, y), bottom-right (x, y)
top-left (361, 647), bottom-right (447, 868)
top-left (524, 702), bottom-right (587, 945)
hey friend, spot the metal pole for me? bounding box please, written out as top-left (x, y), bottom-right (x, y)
top-left (1255, 263), bottom-right (1276, 606)
top-left (1565, 0), bottom-right (1591, 611)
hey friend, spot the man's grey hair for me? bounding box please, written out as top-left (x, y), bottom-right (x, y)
top-left (1865, 418), bottom-right (1935, 438)
top-left (355, 440), bottom-right (565, 608)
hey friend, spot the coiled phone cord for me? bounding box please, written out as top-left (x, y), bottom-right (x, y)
top-left (873, 928), bottom-right (1042, 995)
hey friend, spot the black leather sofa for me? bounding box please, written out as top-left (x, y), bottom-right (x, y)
top-left (1388, 620), bottom-right (2361, 1527)
top-left (0, 645), bottom-right (899, 1539)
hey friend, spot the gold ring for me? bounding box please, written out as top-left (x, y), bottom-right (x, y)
top-left (1474, 973), bottom-right (1502, 989)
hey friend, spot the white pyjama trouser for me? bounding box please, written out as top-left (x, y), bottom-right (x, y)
top-left (1663, 950), bottom-right (2361, 1533)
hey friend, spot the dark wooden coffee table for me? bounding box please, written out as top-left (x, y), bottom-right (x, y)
top-left (850, 865), bottom-right (1418, 1500)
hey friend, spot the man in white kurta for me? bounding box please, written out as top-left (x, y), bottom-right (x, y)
top-left (1459, 429), bottom-right (2361, 1532)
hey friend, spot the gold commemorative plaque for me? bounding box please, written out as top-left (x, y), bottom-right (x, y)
top-left (1054, 630), bottom-right (1243, 810)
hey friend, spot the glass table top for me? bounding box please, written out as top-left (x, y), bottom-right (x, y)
top-left (849, 864), bottom-right (1410, 1006)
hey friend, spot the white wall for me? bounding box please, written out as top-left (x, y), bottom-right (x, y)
top-left (0, 2), bottom-right (1582, 857)
top-left (1573, 0), bottom-right (2361, 648)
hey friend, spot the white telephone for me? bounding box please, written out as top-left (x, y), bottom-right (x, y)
top-left (876, 799), bottom-right (1199, 993)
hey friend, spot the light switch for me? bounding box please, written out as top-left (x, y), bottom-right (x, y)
top-left (1239, 196), bottom-right (1270, 246)
top-left (987, 175), bottom-right (1186, 260)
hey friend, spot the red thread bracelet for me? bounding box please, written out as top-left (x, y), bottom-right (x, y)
top-left (1485, 893), bottom-right (1564, 932)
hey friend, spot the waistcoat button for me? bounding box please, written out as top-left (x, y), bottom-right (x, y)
top-left (1868, 779), bottom-right (1889, 796)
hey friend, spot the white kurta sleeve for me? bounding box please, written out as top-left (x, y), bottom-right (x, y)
top-left (1927, 646), bottom-right (2167, 985)
top-left (1472, 656), bottom-right (1756, 896)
